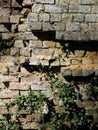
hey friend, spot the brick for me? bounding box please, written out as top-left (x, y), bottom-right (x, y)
top-left (66, 23), bottom-right (80, 31)
top-left (61, 67), bottom-right (72, 76)
top-left (81, 0), bottom-right (96, 5)
top-left (82, 58), bottom-right (93, 64)
top-left (32, 4), bottom-right (44, 13)
top-left (22, 122), bottom-right (40, 129)
top-left (51, 13), bottom-right (61, 22)
top-left (0, 90), bottom-right (19, 99)
top-left (35, 0), bottom-right (54, 4)
top-left (42, 41), bottom-right (55, 48)
top-left (18, 24), bottom-right (28, 32)
top-left (45, 5), bottom-right (61, 12)
top-left (14, 40), bottom-right (24, 48)
top-left (20, 47), bottom-right (30, 57)
top-left (10, 15), bottom-right (22, 23)
top-left (27, 13), bottom-right (38, 22)
top-left (0, 75), bottom-right (19, 82)
top-left (69, 5), bottom-right (79, 13)
top-left (32, 49), bottom-right (54, 56)
top-left (24, 32), bottom-right (38, 40)
top-left (0, 7), bottom-right (10, 16)
top-left (0, 16), bottom-right (9, 23)
top-left (31, 84), bottom-right (47, 90)
top-left (78, 5), bottom-right (91, 13)
top-left (82, 68), bottom-right (94, 76)
top-left (42, 22), bottom-right (51, 31)
top-left (39, 13), bottom-right (50, 22)
top-left (50, 59), bottom-right (60, 66)
top-left (0, 82), bottom-right (5, 89)
top-left (73, 14), bottom-right (85, 22)
top-left (9, 82), bottom-right (29, 90)
top-left (28, 22), bottom-right (41, 30)
top-left (85, 14), bottom-right (97, 22)
top-left (2, 33), bottom-right (14, 40)
top-left (72, 68), bottom-right (82, 76)
top-left (8, 65), bottom-right (19, 73)
top-left (29, 40), bottom-right (42, 48)
top-left (10, 47), bottom-right (20, 56)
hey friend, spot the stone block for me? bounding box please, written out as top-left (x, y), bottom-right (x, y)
top-left (0, 82), bottom-right (5, 89)
top-left (61, 67), bottom-right (72, 76)
top-left (0, 7), bottom-right (11, 16)
top-left (39, 13), bottom-right (50, 22)
top-left (0, 16), bottom-right (9, 23)
top-left (72, 68), bottom-right (82, 76)
top-left (0, 75), bottom-right (19, 82)
top-left (45, 5), bottom-right (61, 12)
top-left (32, 4), bottom-right (44, 13)
top-left (9, 82), bottom-right (29, 90)
top-left (10, 15), bottom-right (22, 23)
top-left (0, 90), bottom-right (19, 99)
top-left (14, 40), bottom-right (24, 48)
top-left (29, 40), bottom-right (42, 48)
top-left (28, 22), bottom-right (41, 30)
top-left (27, 13), bottom-right (38, 22)
top-left (20, 47), bottom-right (30, 57)
top-left (31, 84), bottom-right (47, 90)
top-left (51, 13), bottom-right (61, 22)
top-left (42, 41), bottom-right (56, 48)
top-left (85, 14), bottom-right (97, 22)
top-left (18, 24), bottom-right (28, 32)
top-left (66, 23), bottom-right (80, 31)
top-left (22, 0), bottom-right (32, 6)
top-left (78, 5), bottom-right (91, 13)
top-left (82, 68), bottom-right (94, 76)
top-left (24, 32), bottom-right (38, 40)
top-left (81, 0), bottom-right (96, 5)
top-left (35, 0), bottom-right (54, 4)
top-left (2, 33), bottom-right (14, 40)
top-left (10, 47), bottom-right (20, 56)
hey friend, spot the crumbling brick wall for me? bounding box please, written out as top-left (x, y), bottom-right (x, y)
top-left (0, 0), bottom-right (98, 129)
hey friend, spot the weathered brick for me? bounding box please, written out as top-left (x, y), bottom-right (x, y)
top-left (61, 67), bottom-right (72, 76)
top-left (32, 4), bottom-right (44, 13)
top-left (81, 0), bottom-right (96, 5)
top-left (24, 32), bottom-right (38, 40)
top-left (51, 13), bottom-right (61, 22)
top-left (0, 16), bottom-right (9, 23)
top-left (9, 82), bottom-right (29, 90)
top-left (0, 90), bottom-right (19, 99)
top-left (43, 41), bottom-right (55, 48)
top-left (45, 5), bottom-right (61, 12)
top-left (79, 5), bottom-right (91, 13)
top-left (20, 47), bottom-right (30, 57)
top-left (27, 13), bottom-right (38, 22)
top-left (14, 40), bottom-right (24, 48)
top-left (10, 15), bottom-right (22, 23)
top-left (28, 22), bottom-right (41, 30)
top-left (0, 75), bottom-right (19, 82)
top-left (39, 13), bottom-right (50, 22)
top-left (35, 0), bottom-right (54, 4)
top-left (29, 40), bottom-right (42, 48)
top-left (85, 14), bottom-right (97, 22)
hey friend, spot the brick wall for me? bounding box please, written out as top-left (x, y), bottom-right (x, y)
top-left (0, 0), bottom-right (98, 129)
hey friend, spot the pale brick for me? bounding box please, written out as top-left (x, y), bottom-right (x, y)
top-left (45, 5), bottom-right (61, 12)
top-left (27, 13), bottom-right (38, 22)
top-left (24, 32), bottom-right (38, 40)
top-left (81, 0), bottom-right (96, 5)
top-left (0, 90), bottom-right (19, 99)
top-left (51, 13), bottom-right (61, 22)
top-left (39, 13), bottom-right (50, 22)
top-left (9, 82), bottom-right (29, 90)
top-left (43, 41), bottom-right (56, 48)
top-left (61, 67), bottom-right (72, 76)
top-left (0, 16), bottom-right (9, 23)
top-left (29, 40), bottom-right (42, 48)
top-left (66, 23), bottom-right (80, 31)
top-left (20, 47), bottom-right (30, 57)
top-left (32, 4), bottom-right (44, 13)
top-left (28, 22), bottom-right (41, 30)
top-left (35, 0), bottom-right (54, 4)
top-left (79, 5), bottom-right (91, 13)
top-left (0, 75), bottom-right (19, 82)
top-left (18, 24), bottom-right (28, 32)
top-left (85, 14), bottom-right (97, 22)
top-left (10, 15), bottom-right (22, 23)
top-left (14, 40), bottom-right (24, 48)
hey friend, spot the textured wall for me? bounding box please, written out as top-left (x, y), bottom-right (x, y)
top-left (0, 0), bottom-right (98, 129)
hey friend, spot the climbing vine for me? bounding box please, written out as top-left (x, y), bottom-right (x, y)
top-left (0, 77), bottom-right (98, 130)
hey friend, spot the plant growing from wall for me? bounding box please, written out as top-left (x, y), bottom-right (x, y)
top-left (0, 78), bottom-right (98, 130)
